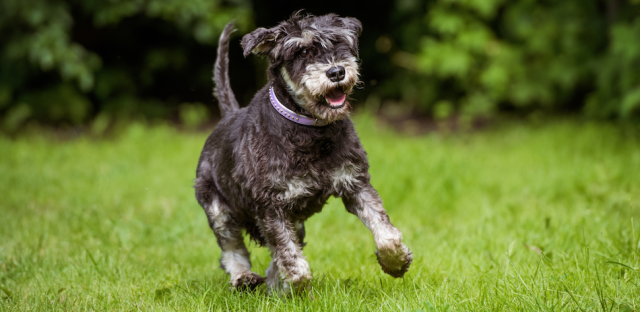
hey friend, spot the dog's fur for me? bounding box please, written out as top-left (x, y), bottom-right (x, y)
top-left (195, 12), bottom-right (412, 293)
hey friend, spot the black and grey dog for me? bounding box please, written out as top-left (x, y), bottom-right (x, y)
top-left (195, 12), bottom-right (412, 293)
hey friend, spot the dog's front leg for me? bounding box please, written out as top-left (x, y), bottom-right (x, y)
top-left (261, 214), bottom-right (311, 294)
top-left (343, 185), bottom-right (413, 277)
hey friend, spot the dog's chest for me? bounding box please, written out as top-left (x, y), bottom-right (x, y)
top-left (273, 162), bottom-right (361, 201)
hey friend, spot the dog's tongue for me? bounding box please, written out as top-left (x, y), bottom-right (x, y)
top-left (326, 89), bottom-right (346, 106)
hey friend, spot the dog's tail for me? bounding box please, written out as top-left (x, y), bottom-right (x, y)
top-left (213, 21), bottom-right (239, 117)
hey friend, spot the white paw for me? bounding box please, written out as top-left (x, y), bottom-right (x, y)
top-left (376, 243), bottom-right (413, 278)
top-left (279, 259), bottom-right (312, 293)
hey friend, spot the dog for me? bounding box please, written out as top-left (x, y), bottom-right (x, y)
top-left (194, 12), bottom-right (412, 294)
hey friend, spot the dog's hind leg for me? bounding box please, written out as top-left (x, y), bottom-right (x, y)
top-left (204, 198), bottom-right (264, 290)
top-left (342, 185), bottom-right (413, 278)
top-left (264, 220), bottom-right (306, 293)
top-left (261, 217), bottom-right (311, 294)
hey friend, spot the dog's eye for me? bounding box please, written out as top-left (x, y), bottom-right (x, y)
top-left (299, 49), bottom-right (309, 58)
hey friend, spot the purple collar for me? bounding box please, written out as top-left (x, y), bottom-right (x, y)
top-left (269, 86), bottom-right (331, 127)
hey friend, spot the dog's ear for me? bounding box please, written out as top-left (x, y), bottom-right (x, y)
top-left (241, 27), bottom-right (282, 58)
top-left (341, 17), bottom-right (362, 37)
top-left (340, 17), bottom-right (362, 57)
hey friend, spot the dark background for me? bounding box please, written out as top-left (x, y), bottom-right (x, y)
top-left (1, 0), bottom-right (639, 133)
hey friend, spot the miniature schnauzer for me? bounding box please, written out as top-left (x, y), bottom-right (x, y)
top-left (195, 12), bottom-right (413, 293)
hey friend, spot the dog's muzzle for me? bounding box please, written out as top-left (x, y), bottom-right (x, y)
top-left (324, 66), bottom-right (347, 108)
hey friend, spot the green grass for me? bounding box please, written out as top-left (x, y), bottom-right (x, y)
top-left (1, 115), bottom-right (639, 311)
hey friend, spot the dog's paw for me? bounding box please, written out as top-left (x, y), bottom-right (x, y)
top-left (230, 272), bottom-right (265, 291)
top-left (277, 256), bottom-right (312, 292)
top-left (375, 243), bottom-right (413, 278)
top-left (281, 271), bottom-right (312, 294)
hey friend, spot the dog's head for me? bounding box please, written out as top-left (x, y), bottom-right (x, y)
top-left (241, 12), bottom-right (362, 123)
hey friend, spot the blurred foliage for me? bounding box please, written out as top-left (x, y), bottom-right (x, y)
top-left (0, 0), bottom-right (252, 131)
top-left (380, 0), bottom-right (640, 119)
top-left (1, 0), bottom-right (640, 132)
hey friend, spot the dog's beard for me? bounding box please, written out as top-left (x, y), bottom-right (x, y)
top-left (281, 57), bottom-right (360, 123)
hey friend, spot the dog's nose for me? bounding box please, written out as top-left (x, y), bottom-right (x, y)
top-left (326, 66), bottom-right (346, 82)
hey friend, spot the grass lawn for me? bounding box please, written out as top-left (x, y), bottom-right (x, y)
top-left (1, 114), bottom-right (639, 311)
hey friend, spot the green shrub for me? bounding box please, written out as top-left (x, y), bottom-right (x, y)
top-left (379, 0), bottom-right (640, 119)
top-left (2, 0), bottom-right (640, 130)
top-left (0, 0), bottom-right (252, 131)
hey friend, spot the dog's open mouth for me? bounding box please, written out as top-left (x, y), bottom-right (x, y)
top-left (324, 88), bottom-right (346, 109)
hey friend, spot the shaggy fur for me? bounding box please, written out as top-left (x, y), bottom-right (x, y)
top-left (195, 12), bottom-right (412, 293)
